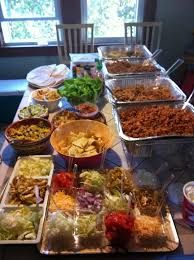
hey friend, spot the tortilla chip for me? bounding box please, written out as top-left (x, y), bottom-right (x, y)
top-left (72, 137), bottom-right (88, 148)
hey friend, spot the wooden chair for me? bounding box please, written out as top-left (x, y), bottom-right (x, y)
top-left (124, 22), bottom-right (162, 52)
top-left (56, 24), bottom-right (94, 64)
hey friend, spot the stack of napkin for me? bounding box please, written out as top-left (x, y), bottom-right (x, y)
top-left (26, 64), bottom-right (71, 88)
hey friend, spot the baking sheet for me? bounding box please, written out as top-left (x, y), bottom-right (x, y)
top-left (113, 102), bottom-right (194, 142)
top-left (0, 155), bottom-right (54, 244)
top-left (39, 207), bottom-right (179, 254)
top-left (0, 205), bottom-right (46, 244)
top-left (1, 155), bottom-right (54, 208)
top-left (38, 167), bottom-right (179, 255)
top-left (102, 59), bottom-right (166, 78)
top-left (105, 76), bottom-right (186, 106)
top-left (98, 45), bottom-right (152, 60)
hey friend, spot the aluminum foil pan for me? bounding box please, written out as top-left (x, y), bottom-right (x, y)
top-left (105, 76), bottom-right (186, 106)
top-left (113, 102), bottom-right (194, 142)
top-left (98, 45), bottom-right (152, 60)
top-left (102, 59), bottom-right (166, 78)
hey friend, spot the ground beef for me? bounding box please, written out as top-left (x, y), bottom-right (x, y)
top-left (119, 105), bottom-right (194, 138)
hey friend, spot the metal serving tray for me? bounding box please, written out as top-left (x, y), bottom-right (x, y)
top-left (113, 102), bottom-right (194, 142)
top-left (98, 45), bottom-right (152, 60)
top-left (105, 76), bottom-right (186, 106)
top-left (102, 59), bottom-right (166, 78)
top-left (38, 167), bottom-right (179, 255)
top-left (0, 155), bottom-right (54, 244)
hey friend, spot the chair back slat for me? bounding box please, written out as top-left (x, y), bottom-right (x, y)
top-left (90, 26), bottom-right (94, 52)
top-left (63, 31), bottom-right (68, 64)
top-left (67, 29), bottom-right (72, 54)
top-left (135, 25), bottom-right (138, 45)
top-left (124, 22), bottom-right (162, 52)
top-left (128, 25), bottom-right (133, 45)
top-left (80, 28), bottom-right (83, 53)
top-left (56, 25), bottom-right (63, 64)
top-left (139, 26), bottom-right (144, 45)
top-left (74, 29), bottom-right (78, 53)
top-left (150, 25), bottom-right (156, 52)
top-left (56, 24), bottom-right (94, 64)
top-left (84, 27), bottom-right (88, 53)
top-left (157, 23), bottom-right (162, 50)
top-left (145, 26), bottom-right (150, 47)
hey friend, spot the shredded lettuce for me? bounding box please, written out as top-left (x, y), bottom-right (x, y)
top-left (104, 191), bottom-right (129, 212)
top-left (80, 170), bottom-right (105, 192)
top-left (76, 214), bottom-right (100, 238)
top-left (47, 211), bottom-right (74, 237)
top-left (17, 157), bottom-right (52, 177)
top-left (0, 207), bottom-right (41, 240)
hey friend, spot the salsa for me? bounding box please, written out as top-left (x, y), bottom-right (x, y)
top-left (76, 103), bottom-right (99, 117)
top-left (105, 212), bottom-right (134, 245)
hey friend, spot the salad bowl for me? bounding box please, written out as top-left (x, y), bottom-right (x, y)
top-left (50, 120), bottom-right (114, 168)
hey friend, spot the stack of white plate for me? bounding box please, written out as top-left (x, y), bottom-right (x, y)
top-left (26, 64), bottom-right (71, 88)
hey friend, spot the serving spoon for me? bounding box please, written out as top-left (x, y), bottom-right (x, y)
top-left (143, 49), bottom-right (163, 65)
top-left (164, 58), bottom-right (184, 77)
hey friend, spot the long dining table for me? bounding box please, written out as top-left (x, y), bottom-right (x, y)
top-left (0, 80), bottom-right (194, 260)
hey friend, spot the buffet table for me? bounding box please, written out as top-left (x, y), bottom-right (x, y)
top-left (0, 83), bottom-right (194, 260)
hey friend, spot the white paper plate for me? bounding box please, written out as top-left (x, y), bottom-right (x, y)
top-left (27, 64), bottom-right (70, 89)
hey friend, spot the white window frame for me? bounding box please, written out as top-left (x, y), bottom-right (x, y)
top-left (81, 0), bottom-right (144, 44)
top-left (0, 0), bottom-right (61, 46)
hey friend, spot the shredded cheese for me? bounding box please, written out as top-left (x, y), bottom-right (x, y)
top-left (49, 192), bottom-right (75, 212)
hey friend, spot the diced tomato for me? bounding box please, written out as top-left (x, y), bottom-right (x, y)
top-left (52, 171), bottom-right (75, 192)
top-left (105, 212), bottom-right (134, 245)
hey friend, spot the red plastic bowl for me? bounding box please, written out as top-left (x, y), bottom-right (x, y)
top-left (50, 120), bottom-right (114, 169)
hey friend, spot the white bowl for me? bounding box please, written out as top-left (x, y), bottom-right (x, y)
top-left (31, 88), bottom-right (62, 112)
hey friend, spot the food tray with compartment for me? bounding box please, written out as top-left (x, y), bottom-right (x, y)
top-left (98, 45), bottom-right (152, 60)
top-left (113, 102), bottom-right (194, 142)
top-left (105, 76), bottom-right (186, 106)
top-left (38, 167), bottom-right (179, 254)
top-left (0, 205), bottom-right (46, 244)
top-left (102, 59), bottom-right (166, 78)
top-left (1, 155), bottom-right (54, 208)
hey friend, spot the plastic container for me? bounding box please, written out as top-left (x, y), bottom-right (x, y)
top-left (183, 181), bottom-right (194, 226)
top-left (75, 102), bottom-right (99, 118)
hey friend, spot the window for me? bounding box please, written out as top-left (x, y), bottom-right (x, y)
top-left (0, 0), bottom-right (60, 45)
top-left (82, 0), bottom-right (141, 43)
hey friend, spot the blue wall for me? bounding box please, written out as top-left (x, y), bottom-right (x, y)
top-left (155, 0), bottom-right (194, 69)
top-left (0, 56), bottom-right (58, 79)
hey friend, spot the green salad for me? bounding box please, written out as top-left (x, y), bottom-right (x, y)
top-left (0, 207), bottom-right (41, 240)
top-left (58, 76), bottom-right (102, 104)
